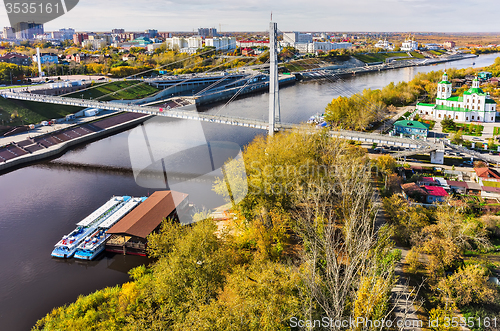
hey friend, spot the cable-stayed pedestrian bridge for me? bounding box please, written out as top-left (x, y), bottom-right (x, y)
top-left (1, 91), bottom-right (434, 149)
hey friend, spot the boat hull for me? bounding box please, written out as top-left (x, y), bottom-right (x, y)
top-left (74, 244), bottom-right (106, 260)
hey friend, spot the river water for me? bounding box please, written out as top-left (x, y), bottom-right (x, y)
top-left (0, 53), bottom-right (498, 331)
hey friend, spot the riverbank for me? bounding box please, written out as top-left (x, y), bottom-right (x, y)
top-left (0, 112), bottom-right (152, 174)
top-left (296, 53), bottom-right (478, 80)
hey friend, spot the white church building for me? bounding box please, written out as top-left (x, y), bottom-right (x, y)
top-left (417, 72), bottom-right (497, 123)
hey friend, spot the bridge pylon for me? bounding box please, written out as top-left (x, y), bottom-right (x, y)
top-left (268, 21), bottom-right (280, 136)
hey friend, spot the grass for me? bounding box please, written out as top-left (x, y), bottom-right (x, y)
top-left (443, 123), bottom-right (484, 136)
top-left (482, 181), bottom-right (500, 188)
top-left (283, 59), bottom-right (322, 72)
top-left (458, 123), bottom-right (484, 136)
top-left (0, 97), bottom-right (83, 128)
top-left (0, 85), bottom-right (30, 90)
top-left (428, 50), bottom-right (447, 56)
top-left (64, 80), bottom-right (160, 101)
top-left (410, 51), bottom-right (425, 59)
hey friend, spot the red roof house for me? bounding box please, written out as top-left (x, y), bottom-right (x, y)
top-left (475, 167), bottom-right (500, 179)
top-left (424, 185), bottom-right (448, 203)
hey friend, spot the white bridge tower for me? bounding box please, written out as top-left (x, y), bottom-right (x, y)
top-left (268, 21), bottom-right (280, 136)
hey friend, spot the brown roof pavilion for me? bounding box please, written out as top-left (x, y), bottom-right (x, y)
top-left (107, 190), bottom-right (188, 239)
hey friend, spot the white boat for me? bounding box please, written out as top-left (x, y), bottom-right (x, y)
top-left (74, 197), bottom-right (146, 260)
top-left (51, 196), bottom-right (129, 258)
top-left (307, 113), bottom-right (325, 125)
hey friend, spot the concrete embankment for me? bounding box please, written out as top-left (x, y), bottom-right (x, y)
top-left (295, 54), bottom-right (478, 81)
top-left (0, 113), bottom-right (153, 174)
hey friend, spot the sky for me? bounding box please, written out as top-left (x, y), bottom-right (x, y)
top-left (0, 0), bottom-right (499, 33)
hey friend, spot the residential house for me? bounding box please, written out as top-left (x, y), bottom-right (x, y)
top-left (423, 186), bottom-right (448, 203)
top-left (446, 180), bottom-right (467, 194)
top-left (474, 167), bottom-right (500, 181)
top-left (241, 47), bottom-right (255, 56)
top-left (122, 53), bottom-right (137, 62)
top-left (393, 120), bottom-right (429, 138)
top-left (32, 53), bottom-right (58, 64)
top-left (401, 182), bottom-right (428, 202)
top-left (480, 185), bottom-right (500, 199)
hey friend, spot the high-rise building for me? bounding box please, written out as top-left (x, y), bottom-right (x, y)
top-left (158, 32), bottom-right (172, 39)
top-left (198, 28), bottom-right (218, 37)
top-left (205, 37), bottom-right (236, 51)
top-left (2, 27), bottom-right (15, 39)
top-left (443, 41), bottom-right (456, 49)
top-left (145, 29), bottom-right (158, 38)
top-left (51, 28), bottom-right (75, 41)
top-left (112, 29), bottom-right (125, 34)
top-left (73, 32), bottom-right (89, 46)
top-left (187, 36), bottom-right (203, 49)
top-left (59, 28), bottom-right (75, 40)
top-left (282, 32), bottom-right (312, 45)
top-left (13, 22), bottom-right (44, 40)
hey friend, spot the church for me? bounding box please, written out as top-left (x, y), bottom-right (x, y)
top-left (416, 72), bottom-right (497, 123)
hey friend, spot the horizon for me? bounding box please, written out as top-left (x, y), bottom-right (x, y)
top-left (1, 0), bottom-right (500, 33)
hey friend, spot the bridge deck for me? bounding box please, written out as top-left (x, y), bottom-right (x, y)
top-left (1, 91), bottom-right (434, 150)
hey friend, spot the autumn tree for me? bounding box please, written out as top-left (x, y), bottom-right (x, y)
top-left (437, 264), bottom-right (497, 307)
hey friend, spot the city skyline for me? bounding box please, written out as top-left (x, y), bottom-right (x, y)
top-left (1, 0), bottom-right (500, 32)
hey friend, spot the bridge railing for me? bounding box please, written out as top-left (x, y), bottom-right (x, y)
top-left (1, 91), bottom-right (444, 148)
top-left (444, 141), bottom-right (499, 165)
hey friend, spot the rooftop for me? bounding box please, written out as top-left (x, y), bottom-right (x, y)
top-left (417, 103), bottom-right (436, 107)
top-left (481, 186), bottom-right (500, 194)
top-left (394, 120), bottom-right (429, 130)
top-left (0, 52), bottom-right (29, 59)
top-left (107, 191), bottom-right (188, 239)
top-left (446, 180), bottom-right (468, 188)
top-left (434, 104), bottom-right (470, 112)
top-left (424, 185), bottom-right (449, 197)
top-left (464, 87), bottom-right (487, 96)
top-left (474, 167), bottom-right (500, 179)
top-left (402, 182), bottom-right (428, 196)
top-left (466, 182), bottom-right (482, 190)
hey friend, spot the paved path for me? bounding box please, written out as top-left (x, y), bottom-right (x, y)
top-left (391, 246), bottom-right (424, 331)
top-left (0, 109), bottom-right (119, 147)
top-left (373, 190), bottom-right (422, 330)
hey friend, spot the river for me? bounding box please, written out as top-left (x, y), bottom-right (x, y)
top-left (0, 53), bottom-right (498, 331)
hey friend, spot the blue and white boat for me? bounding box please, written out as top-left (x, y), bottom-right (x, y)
top-left (307, 113), bottom-right (325, 125)
top-left (51, 196), bottom-right (130, 258)
top-left (74, 197), bottom-right (146, 260)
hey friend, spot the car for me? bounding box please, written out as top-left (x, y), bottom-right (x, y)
top-left (472, 137), bottom-right (482, 141)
